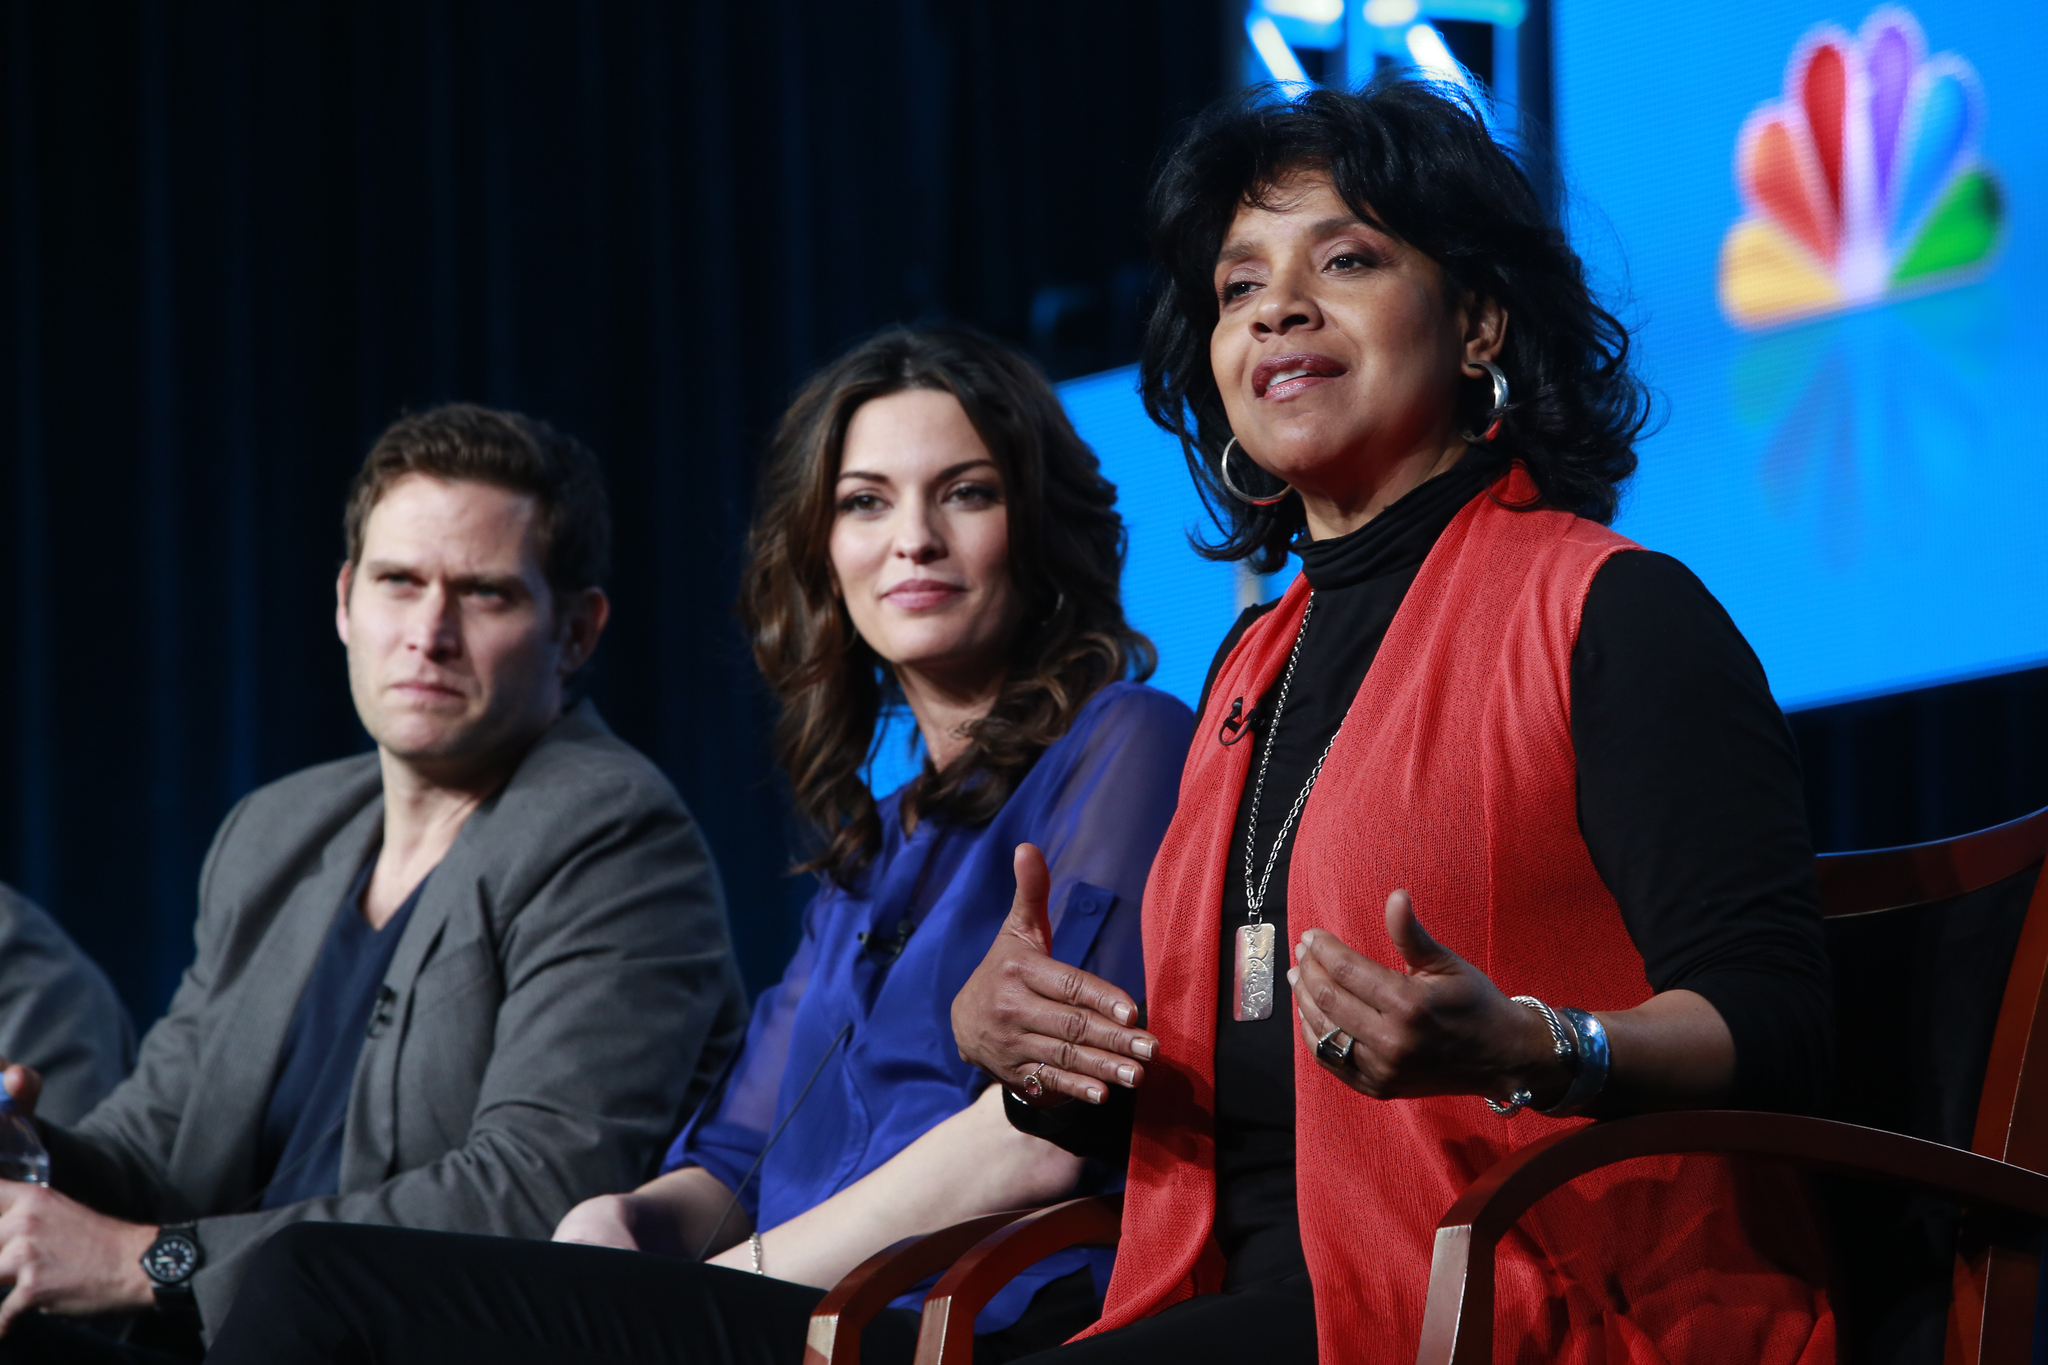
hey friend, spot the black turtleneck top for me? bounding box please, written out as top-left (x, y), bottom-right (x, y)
top-left (1010, 458), bottom-right (1832, 1290)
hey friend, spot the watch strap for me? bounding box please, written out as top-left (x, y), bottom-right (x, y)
top-left (141, 1222), bottom-right (203, 1307)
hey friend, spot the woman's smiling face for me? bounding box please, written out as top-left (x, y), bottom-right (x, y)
top-left (1209, 169), bottom-right (1501, 529)
top-left (828, 387), bottom-right (1020, 692)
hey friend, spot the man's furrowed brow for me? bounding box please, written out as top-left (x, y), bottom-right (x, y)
top-left (447, 571), bottom-right (531, 595)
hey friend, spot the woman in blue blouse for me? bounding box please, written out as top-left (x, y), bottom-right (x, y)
top-left (208, 327), bottom-right (1193, 1365)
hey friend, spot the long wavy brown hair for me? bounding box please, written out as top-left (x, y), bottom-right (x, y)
top-left (742, 327), bottom-right (1155, 886)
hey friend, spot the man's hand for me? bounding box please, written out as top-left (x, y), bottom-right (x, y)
top-left (0, 1183), bottom-right (157, 1334)
top-left (949, 844), bottom-right (1158, 1106)
top-left (0, 1063), bottom-right (40, 1122)
top-left (552, 1194), bottom-right (641, 1252)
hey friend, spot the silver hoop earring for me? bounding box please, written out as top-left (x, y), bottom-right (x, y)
top-left (1217, 437), bottom-right (1294, 507)
top-left (1463, 360), bottom-right (1510, 443)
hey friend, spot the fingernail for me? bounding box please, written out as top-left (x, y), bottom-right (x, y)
top-left (1112, 1002), bottom-right (1133, 1025)
top-left (1287, 968), bottom-right (1298, 986)
top-left (1300, 930), bottom-right (1316, 950)
top-left (1132, 1037), bottom-right (1156, 1060)
top-left (1086, 1086), bottom-right (1104, 1104)
top-left (1115, 1064), bottom-right (1135, 1086)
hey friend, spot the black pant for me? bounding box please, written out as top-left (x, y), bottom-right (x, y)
top-left (0, 1312), bottom-right (202, 1364)
top-left (1005, 1270), bottom-right (1316, 1365)
top-left (206, 1223), bottom-right (1103, 1365)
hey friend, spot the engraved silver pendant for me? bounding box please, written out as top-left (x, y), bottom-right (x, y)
top-left (1233, 922), bottom-right (1277, 1021)
top-left (1231, 594), bottom-right (1334, 1025)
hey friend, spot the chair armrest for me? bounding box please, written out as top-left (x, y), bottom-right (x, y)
top-left (913, 1193), bottom-right (1125, 1365)
top-left (804, 1209), bottom-right (1036, 1365)
top-left (1815, 804), bottom-right (2047, 916)
top-left (1416, 1110), bottom-right (2048, 1365)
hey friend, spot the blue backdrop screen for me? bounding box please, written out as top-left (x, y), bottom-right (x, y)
top-left (1556, 0), bottom-right (2048, 710)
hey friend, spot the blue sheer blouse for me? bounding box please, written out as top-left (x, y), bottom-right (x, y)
top-left (665, 682), bottom-right (1193, 1330)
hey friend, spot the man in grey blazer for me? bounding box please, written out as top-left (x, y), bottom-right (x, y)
top-left (0, 885), bottom-right (134, 1125)
top-left (0, 404), bottom-right (748, 1358)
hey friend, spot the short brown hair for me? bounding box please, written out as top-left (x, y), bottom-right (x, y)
top-left (343, 402), bottom-right (612, 598)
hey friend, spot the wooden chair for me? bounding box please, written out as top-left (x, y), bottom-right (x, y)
top-left (801, 1196), bottom-right (1123, 1365)
top-left (803, 803), bottom-right (2048, 1365)
top-left (802, 1209), bottom-right (1035, 1365)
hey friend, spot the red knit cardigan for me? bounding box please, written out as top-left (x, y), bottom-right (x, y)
top-left (1082, 467), bottom-right (1834, 1364)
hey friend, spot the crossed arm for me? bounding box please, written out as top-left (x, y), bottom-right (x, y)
top-left (553, 1082), bottom-right (1084, 1289)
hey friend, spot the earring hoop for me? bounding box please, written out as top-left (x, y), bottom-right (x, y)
top-left (1216, 437), bottom-right (1294, 507)
top-left (1463, 360), bottom-right (1510, 443)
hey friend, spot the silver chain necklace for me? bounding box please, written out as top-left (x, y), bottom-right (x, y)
top-left (1231, 593), bottom-right (1341, 1022)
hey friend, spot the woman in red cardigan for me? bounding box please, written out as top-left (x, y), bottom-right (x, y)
top-left (952, 79), bottom-right (1836, 1365)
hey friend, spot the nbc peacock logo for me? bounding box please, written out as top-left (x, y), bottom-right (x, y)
top-left (1718, 7), bottom-right (2004, 331)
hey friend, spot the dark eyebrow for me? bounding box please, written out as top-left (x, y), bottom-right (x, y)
top-left (447, 572), bottom-right (528, 596)
top-left (835, 459), bottom-right (999, 485)
top-left (1216, 237), bottom-right (1261, 266)
top-left (1217, 212), bottom-right (1392, 269)
top-left (359, 560), bottom-right (528, 594)
top-left (1312, 213), bottom-right (1378, 238)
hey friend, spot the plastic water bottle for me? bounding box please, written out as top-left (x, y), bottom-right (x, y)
top-left (0, 1090), bottom-right (49, 1186)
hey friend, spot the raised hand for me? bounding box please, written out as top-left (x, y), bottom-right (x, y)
top-left (951, 844), bottom-right (1158, 1105)
top-left (1288, 889), bottom-right (1566, 1106)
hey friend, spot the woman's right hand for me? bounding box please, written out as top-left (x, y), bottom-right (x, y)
top-left (552, 1194), bottom-right (642, 1251)
top-left (951, 843), bottom-right (1159, 1105)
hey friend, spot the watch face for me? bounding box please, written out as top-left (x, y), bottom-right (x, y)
top-left (143, 1233), bottom-right (200, 1285)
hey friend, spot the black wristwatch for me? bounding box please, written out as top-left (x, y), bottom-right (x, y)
top-left (140, 1223), bottom-right (203, 1313)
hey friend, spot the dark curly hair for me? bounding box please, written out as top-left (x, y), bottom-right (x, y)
top-left (741, 327), bottom-right (1155, 886)
top-left (1142, 78), bottom-right (1650, 571)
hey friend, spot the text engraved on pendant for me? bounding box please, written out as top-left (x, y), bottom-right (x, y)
top-left (1234, 922), bottom-right (1277, 1021)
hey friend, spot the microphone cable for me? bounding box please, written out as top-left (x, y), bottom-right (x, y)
top-left (694, 1022), bottom-right (853, 1264)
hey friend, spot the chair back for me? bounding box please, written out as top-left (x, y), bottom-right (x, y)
top-left (1816, 804), bottom-right (2048, 1365)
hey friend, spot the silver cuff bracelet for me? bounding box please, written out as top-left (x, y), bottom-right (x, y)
top-left (1542, 1007), bottom-right (1611, 1118)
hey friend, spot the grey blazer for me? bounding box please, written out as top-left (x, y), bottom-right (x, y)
top-left (41, 702), bottom-right (749, 1334)
top-left (0, 884), bottom-right (135, 1124)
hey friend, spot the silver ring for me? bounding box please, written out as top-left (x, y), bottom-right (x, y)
top-left (1019, 1062), bottom-right (1049, 1098)
top-left (1217, 437), bottom-right (1295, 506)
top-left (1314, 1027), bottom-right (1353, 1066)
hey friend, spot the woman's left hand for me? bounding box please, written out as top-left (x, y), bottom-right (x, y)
top-left (1289, 889), bottom-right (1566, 1105)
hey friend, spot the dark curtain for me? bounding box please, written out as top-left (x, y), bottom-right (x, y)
top-left (1789, 665), bottom-right (2048, 854)
top-left (0, 0), bottom-right (1227, 1022)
